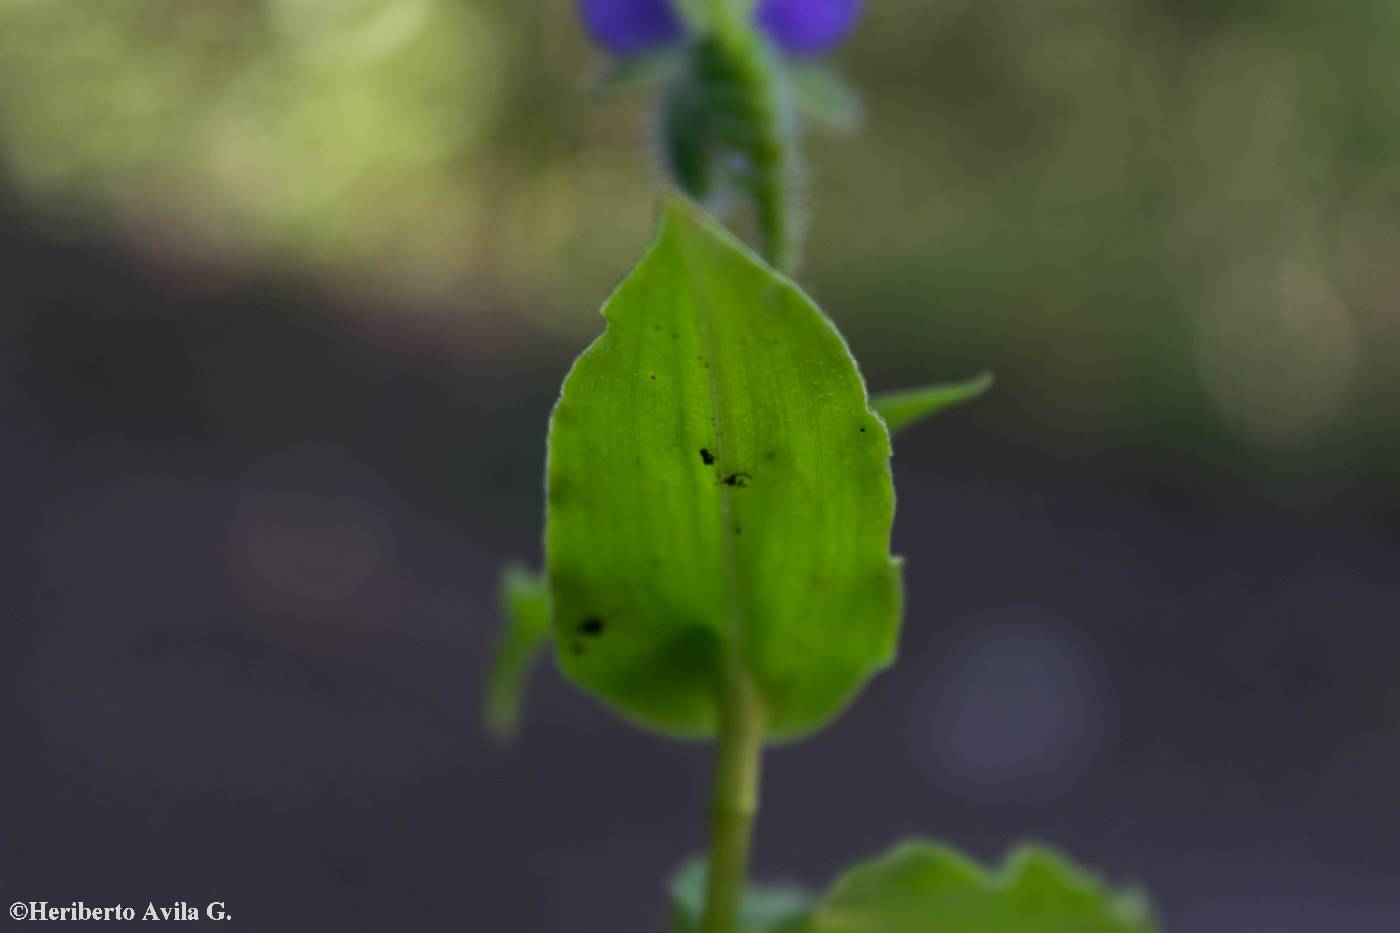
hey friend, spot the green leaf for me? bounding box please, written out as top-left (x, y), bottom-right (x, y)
top-left (871, 372), bottom-right (994, 434)
top-left (482, 564), bottom-right (551, 741)
top-left (806, 841), bottom-right (1157, 933)
top-left (670, 858), bottom-right (813, 933)
top-left (590, 49), bottom-right (686, 93)
top-left (545, 196), bottom-right (902, 740)
top-left (787, 62), bottom-right (863, 134)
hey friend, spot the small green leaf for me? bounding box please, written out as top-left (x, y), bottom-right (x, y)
top-left (546, 196), bottom-right (901, 740)
top-left (871, 372), bottom-right (993, 434)
top-left (671, 858), bottom-right (813, 933)
top-left (590, 49), bottom-right (686, 93)
top-left (482, 564), bottom-right (550, 741)
top-left (806, 841), bottom-right (1157, 933)
top-left (787, 62), bottom-right (863, 134)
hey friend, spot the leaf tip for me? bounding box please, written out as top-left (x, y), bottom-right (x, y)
top-left (872, 370), bottom-right (995, 435)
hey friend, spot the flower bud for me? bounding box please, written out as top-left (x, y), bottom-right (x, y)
top-left (578, 0), bottom-right (684, 57)
top-left (757, 0), bottom-right (862, 55)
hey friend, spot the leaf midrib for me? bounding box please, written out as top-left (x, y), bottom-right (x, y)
top-left (677, 221), bottom-right (751, 688)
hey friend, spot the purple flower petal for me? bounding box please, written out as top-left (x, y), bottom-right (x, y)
top-left (755, 0), bottom-right (862, 54)
top-left (577, 0), bottom-right (686, 56)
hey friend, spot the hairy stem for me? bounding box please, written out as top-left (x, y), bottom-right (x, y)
top-left (701, 0), bottom-right (799, 271)
top-left (698, 667), bottom-right (765, 933)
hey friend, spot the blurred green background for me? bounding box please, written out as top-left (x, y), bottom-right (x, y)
top-left (4, 0), bottom-right (1398, 499)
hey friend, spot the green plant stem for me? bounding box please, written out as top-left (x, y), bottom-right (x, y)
top-left (701, 0), bottom-right (798, 272)
top-left (699, 666), bottom-right (766, 933)
top-left (697, 0), bottom-right (751, 45)
top-left (693, 6), bottom-right (784, 930)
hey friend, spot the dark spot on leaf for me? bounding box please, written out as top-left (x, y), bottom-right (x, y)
top-left (721, 472), bottom-right (752, 488)
top-left (859, 426), bottom-right (866, 433)
top-left (700, 448), bottom-right (716, 465)
top-left (733, 526), bottom-right (742, 535)
top-left (578, 617), bottom-right (605, 636)
top-left (763, 450), bottom-right (777, 462)
top-left (648, 372), bottom-right (657, 380)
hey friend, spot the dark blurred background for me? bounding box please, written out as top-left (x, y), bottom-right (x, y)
top-left (3, 1), bottom-right (1399, 930)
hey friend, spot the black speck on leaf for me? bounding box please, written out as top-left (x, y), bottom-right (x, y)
top-left (648, 372), bottom-right (657, 381)
top-left (722, 472), bottom-right (752, 488)
top-left (579, 617), bottom-right (605, 636)
top-left (700, 448), bottom-right (716, 465)
top-left (859, 426), bottom-right (866, 433)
